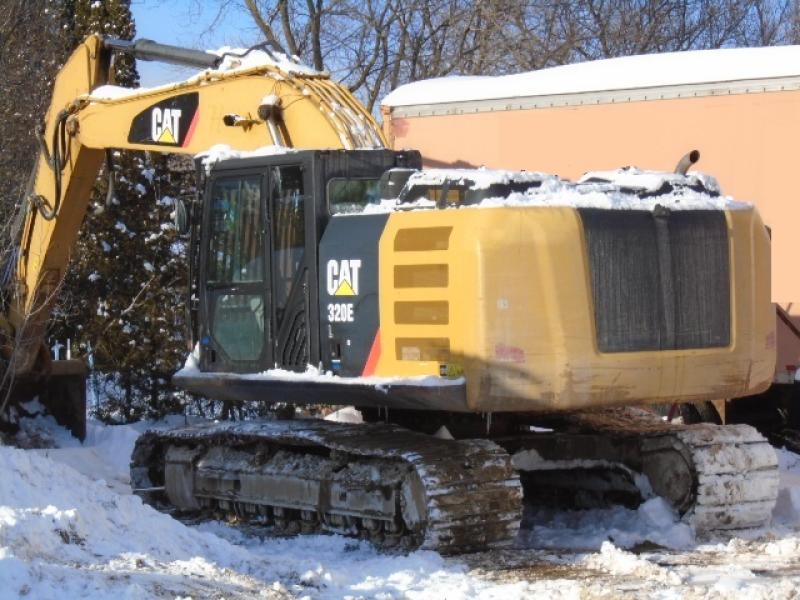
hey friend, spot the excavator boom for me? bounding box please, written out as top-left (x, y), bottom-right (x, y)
top-left (5, 34), bottom-right (384, 387)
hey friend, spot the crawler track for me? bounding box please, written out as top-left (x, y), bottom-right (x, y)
top-left (131, 412), bottom-right (778, 554)
top-left (646, 424), bottom-right (779, 531)
top-left (131, 420), bottom-right (522, 554)
top-left (508, 409), bottom-right (780, 532)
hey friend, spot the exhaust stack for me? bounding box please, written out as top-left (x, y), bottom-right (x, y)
top-left (674, 149), bottom-right (700, 175)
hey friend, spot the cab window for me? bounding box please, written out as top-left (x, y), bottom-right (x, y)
top-left (327, 178), bottom-right (381, 214)
top-left (207, 176), bottom-right (264, 284)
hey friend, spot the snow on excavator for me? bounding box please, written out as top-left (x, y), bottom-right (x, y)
top-left (2, 35), bottom-right (780, 553)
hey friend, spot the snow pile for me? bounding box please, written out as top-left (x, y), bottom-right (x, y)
top-left (0, 443), bottom-right (283, 598)
top-left (402, 167), bottom-right (552, 190)
top-left (82, 421), bottom-right (149, 480)
top-left (585, 541), bottom-right (683, 584)
top-left (476, 168), bottom-right (745, 211)
top-left (16, 414), bottom-right (186, 495)
top-left (88, 84), bottom-right (142, 100)
top-left (521, 497), bottom-right (695, 551)
top-left (13, 404), bottom-right (81, 450)
top-left (88, 42), bottom-right (319, 104)
top-left (194, 521), bottom-right (540, 599)
top-left (195, 143), bottom-right (295, 174)
top-left (368, 166), bottom-right (749, 213)
top-left (323, 406), bottom-right (364, 423)
top-left (773, 447), bottom-right (800, 526)
top-left (579, 166), bottom-right (721, 194)
top-left (209, 45), bottom-right (319, 76)
top-left (760, 536), bottom-right (800, 557)
top-left (382, 44), bottom-right (800, 107)
top-left (363, 195), bottom-right (437, 213)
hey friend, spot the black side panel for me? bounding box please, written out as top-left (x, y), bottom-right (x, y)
top-left (319, 214), bottom-right (389, 376)
top-left (311, 150), bottom-right (420, 370)
top-left (580, 208), bottom-right (730, 352)
top-left (274, 269), bottom-right (309, 369)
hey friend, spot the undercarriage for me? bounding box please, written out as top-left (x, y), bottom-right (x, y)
top-left (131, 420), bottom-right (522, 554)
top-left (131, 407), bottom-right (780, 554)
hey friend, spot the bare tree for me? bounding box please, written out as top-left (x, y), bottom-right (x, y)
top-left (235, 0), bottom-right (505, 110)
top-left (486, 0), bottom-right (798, 70)
top-left (231, 0), bottom-right (796, 114)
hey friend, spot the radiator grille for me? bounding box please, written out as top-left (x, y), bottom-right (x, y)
top-left (579, 208), bottom-right (730, 352)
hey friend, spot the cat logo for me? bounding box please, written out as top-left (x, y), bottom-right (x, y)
top-left (127, 93), bottom-right (199, 147)
top-left (326, 259), bottom-right (361, 296)
top-left (151, 107), bottom-right (182, 144)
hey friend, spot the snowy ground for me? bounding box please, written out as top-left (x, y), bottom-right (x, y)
top-left (3, 414), bottom-right (800, 599)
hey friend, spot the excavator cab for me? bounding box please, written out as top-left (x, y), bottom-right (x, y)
top-left (190, 149), bottom-right (420, 377)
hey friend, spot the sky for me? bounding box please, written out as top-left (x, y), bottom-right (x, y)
top-left (130, 0), bottom-right (259, 86)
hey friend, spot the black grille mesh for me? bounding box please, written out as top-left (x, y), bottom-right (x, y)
top-left (579, 208), bottom-right (730, 352)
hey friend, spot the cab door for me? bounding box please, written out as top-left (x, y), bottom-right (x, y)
top-left (199, 162), bottom-right (311, 374)
top-left (200, 170), bottom-right (270, 372)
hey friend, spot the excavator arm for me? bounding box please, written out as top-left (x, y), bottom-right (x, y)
top-left (3, 34), bottom-right (385, 433)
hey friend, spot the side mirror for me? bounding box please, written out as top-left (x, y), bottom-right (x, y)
top-left (174, 197), bottom-right (190, 235)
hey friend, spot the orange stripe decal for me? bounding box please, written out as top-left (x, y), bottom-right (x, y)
top-left (361, 330), bottom-right (381, 376)
top-left (182, 109), bottom-right (200, 147)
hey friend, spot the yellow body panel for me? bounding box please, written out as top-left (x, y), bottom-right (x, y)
top-left (76, 74), bottom-right (378, 152)
top-left (373, 205), bottom-right (775, 413)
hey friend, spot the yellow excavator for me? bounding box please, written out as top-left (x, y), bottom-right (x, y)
top-left (3, 34), bottom-right (780, 553)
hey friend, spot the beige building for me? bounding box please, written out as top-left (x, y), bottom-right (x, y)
top-left (382, 45), bottom-right (800, 383)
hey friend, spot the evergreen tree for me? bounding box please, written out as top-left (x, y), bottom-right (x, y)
top-left (51, 0), bottom-right (192, 422)
top-left (0, 0), bottom-right (70, 224)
